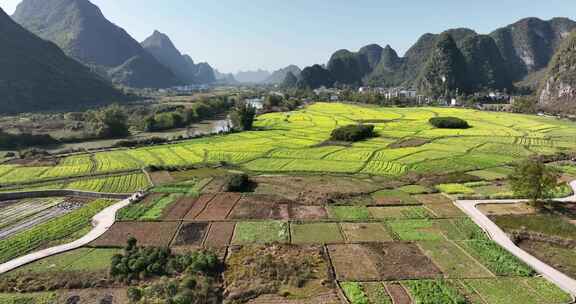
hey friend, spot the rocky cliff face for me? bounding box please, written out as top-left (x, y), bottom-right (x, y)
top-left (13, 0), bottom-right (180, 88)
top-left (539, 31), bottom-right (576, 112)
top-left (298, 17), bottom-right (575, 94)
top-left (490, 17), bottom-right (576, 81)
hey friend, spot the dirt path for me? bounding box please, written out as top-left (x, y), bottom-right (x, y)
top-left (0, 193), bottom-right (138, 274)
top-left (454, 180), bottom-right (576, 297)
top-left (385, 282), bottom-right (412, 304)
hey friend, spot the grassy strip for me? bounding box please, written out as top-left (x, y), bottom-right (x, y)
top-left (403, 280), bottom-right (466, 304)
top-left (340, 282), bottom-right (369, 304)
top-left (0, 199), bottom-right (116, 264)
top-left (139, 194), bottom-right (184, 220)
top-left (458, 239), bottom-right (534, 276)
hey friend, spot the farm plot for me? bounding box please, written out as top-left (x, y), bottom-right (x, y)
top-left (327, 243), bottom-right (442, 281)
top-left (66, 173), bottom-right (150, 193)
top-left (182, 194), bottom-right (216, 220)
top-left (361, 161), bottom-right (407, 176)
top-left (0, 292), bottom-right (56, 304)
top-left (457, 239), bottom-right (534, 276)
top-left (0, 197), bottom-right (65, 230)
top-left (91, 221), bottom-right (180, 247)
top-left (289, 205), bottom-right (329, 220)
top-left (462, 278), bottom-right (572, 304)
top-left (414, 194), bottom-right (464, 218)
top-left (40, 155), bottom-right (94, 179)
top-left (195, 193), bottom-right (242, 221)
top-left (340, 223), bottom-right (394, 242)
top-left (94, 151), bottom-right (143, 173)
top-left (372, 189), bottom-right (419, 205)
top-left (403, 279), bottom-right (467, 304)
top-left (203, 222), bottom-right (236, 248)
top-left (290, 222), bottom-right (344, 244)
top-left (327, 206), bottom-right (370, 220)
top-left (0, 199), bottom-right (116, 264)
top-left (172, 222), bottom-right (209, 247)
top-left (228, 195), bottom-right (290, 220)
top-left (10, 248), bottom-right (120, 276)
top-left (117, 193), bottom-right (165, 221)
top-left (368, 206), bottom-right (432, 219)
top-left (231, 221), bottom-right (289, 245)
top-left (418, 240), bottom-right (493, 278)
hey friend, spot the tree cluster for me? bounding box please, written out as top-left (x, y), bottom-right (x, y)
top-left (230, 102), bottom-right (256, 131)
top-left (144, 97), bottom-right (232, 132)
top-left (330, 124), bottom-right (376, 142)
top-left (112, 238), bottom-right (222, 304)
top-left (429, 117), bottom-right (470, 129)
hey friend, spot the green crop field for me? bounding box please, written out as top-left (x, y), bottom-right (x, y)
top-left (2, 103), bottom-right (576, 189)
top-left (0, 199), bottom-right (116, 264)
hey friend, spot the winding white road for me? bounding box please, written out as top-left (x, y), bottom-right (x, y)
top-left (0, 194), bottom-right (137, 274)
top-left (454, 180), bottom-right (576, 297)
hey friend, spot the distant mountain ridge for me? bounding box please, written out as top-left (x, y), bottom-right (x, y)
top-left (235, 69), bottom-right (271, 83)
top-left (12, 0), bottom-right (180, 88)
top-left (265, 65), bottom-right (301, 84)
top-left (141, 30), bottom-right (215, 84)
top-left (0, 7), bottom-right (123, 113)
top-left (296, 17), bottom-right (576, 95)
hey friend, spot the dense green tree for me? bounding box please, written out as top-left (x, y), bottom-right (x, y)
top-left (508, 157), bottom-right (561, 205)
top-left (297, 65), bottom-right (334, 89)
top-left (90, 105), bottom-right (130, 139)
top-left (231, 102), bottom-right (256, 131)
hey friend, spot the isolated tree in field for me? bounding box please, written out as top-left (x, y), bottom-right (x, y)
top-left (231, 102), bottom-right (256, 131)
top-left (90, 104), bottom-right (130, 138)
top-left (508, 157), bottom-right (560, 206)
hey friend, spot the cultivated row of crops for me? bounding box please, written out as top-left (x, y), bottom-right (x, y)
top-left (0, 199), bottom-right (116, 264)
top-left (2, 103), bottom-right (576, 185)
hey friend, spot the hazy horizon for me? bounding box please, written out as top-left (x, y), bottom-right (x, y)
top-left (1, 0), bottom-right (575, 73)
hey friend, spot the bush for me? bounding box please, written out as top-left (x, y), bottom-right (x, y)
top-left (225, 174), bottom-right (251, 192)
top-left (0, 132), bottom-right (58, 149)
top-left (330, 124), bottom-right (375, 142)
top-left (429, 117), bottom-right (470, 129)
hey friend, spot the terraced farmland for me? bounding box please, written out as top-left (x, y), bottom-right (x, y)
top-left (1, 103), bottom-right (576, 189)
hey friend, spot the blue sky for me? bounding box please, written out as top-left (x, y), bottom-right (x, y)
top-left (2, 0), bottom-right (575, 73)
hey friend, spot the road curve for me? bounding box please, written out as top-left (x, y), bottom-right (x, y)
top-left (0, 194), bottom-right (137, 274)
top-left (454, 180), bottom-right (576, 297)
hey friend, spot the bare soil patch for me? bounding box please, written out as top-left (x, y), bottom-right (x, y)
top-left (91, 222), bottom-right (179, 247)
top-left (202, 177), bottom-right (229, 193)
top-left (385, 283), bottom-right (412, 304)
top-left (414, 194), bottom-right (451, 205)
top-left (224, 244), bottom-right (334, 303)
top-left (340, 223), bottom-right (393, 242)
top-left (290, 205), bottom-right (328, 220)
top-left (253, 175), bottom-right (380, 205)
top-left (196, 193), bottom-right (242, 221)
top-left (204, 222), bottom-right (236, 248)
top-left (327, 243), bottom-right (441, 281)
top-left (479, 203), bottom-right (536, 216)
top-left (229, 195), bottom-right (291, 220)
top-left (160, 196), bottom-right (195, 220)
top-left (182, 194), bottom-right (216, 220)
top-left (149, 171), bottom-right (174, 186)
top-left (56, 288), bottom-right (128, 304)
top-left (389, 137), bottom-right (430, 149)
top-left (246, 291), bottom-right (342, 304)
top-left (173, 222), bottom-right (209, 247)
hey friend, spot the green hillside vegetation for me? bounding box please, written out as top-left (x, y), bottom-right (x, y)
top-left (0, 7), bottom-right (123, 113)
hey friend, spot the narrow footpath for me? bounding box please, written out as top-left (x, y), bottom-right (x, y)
top-left (454, 180), bottom-right (576, 297)
top-left (0, 193), bottom-right (137, 274)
